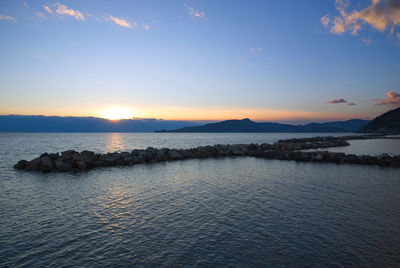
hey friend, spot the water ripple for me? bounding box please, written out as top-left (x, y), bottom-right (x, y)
top-left (1, 134), bottom-right (400, 267)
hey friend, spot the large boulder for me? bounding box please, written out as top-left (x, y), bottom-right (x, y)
top-left (75, 160), bottom-right (87, 170)
top-left (168, 150), bottom-right (183, 160)
top-left (61, 150), bottom-right (76, 161)
top-left (40, 156), bottom-right (54, 172)
top-left (154, 148), bottom-right (169, 162)
top-left (55, 160), bottom-right (73, 172)
top-left (26, 158), bottom-right (41, 171)
top-left (14, 160), bottom-right (28, 170)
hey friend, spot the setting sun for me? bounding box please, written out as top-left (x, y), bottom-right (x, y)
top-left (100, 107), bottom-right (134, 120)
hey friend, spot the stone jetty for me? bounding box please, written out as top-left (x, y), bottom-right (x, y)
top-left (13, 135), bottom-right (400, 173)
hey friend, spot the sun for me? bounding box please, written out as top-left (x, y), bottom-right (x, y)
top-left (101, 107), bottom-right (134, 120)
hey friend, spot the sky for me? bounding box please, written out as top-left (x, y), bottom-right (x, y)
top-left (0, 0), bottom-right (399, 123)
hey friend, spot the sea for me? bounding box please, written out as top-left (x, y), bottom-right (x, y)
top-left (1, 133), bottom-right (399, 267)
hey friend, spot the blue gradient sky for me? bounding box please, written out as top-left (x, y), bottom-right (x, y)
top-left (0, 0), bottom-right (399, 122)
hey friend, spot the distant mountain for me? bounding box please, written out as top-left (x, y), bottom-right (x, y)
top-left (156, 118), bottom-right (370, 133)
top-left (360, 107), bottom-right (400, 133)
top-left (0, 115), bottom-right (199, 132)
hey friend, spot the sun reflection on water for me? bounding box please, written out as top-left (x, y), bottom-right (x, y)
top-left (105, 133), bottom-right (125, 153)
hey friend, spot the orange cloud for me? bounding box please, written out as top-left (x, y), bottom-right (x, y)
top-left (109, 16), bottom-right (133, 28)
top-left (186, 5), bottom-right (205, 19)
top-left (143, 24), bottom-right (150, 30)
top-left (43, 5), bottom-right (52, 14)
top-left (55, 3), bottom-right (84, 21)
top-left (322, 0), bottom-right (400, 37)
top-left (376, 90), bottom-right (400, 106)
top-left (326, 98), bottom-right (347, 104)
top-left (321, 14), bottom-right (331, 27)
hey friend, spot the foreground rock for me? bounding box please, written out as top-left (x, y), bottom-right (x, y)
top-left (13, 135), bottom-right (400, 173)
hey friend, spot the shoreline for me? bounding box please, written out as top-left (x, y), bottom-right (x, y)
top-left (13, 134), bottom-right (400, 173)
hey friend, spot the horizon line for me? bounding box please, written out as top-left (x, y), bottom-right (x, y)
top-left (0, 114), bottom-right (371, 124)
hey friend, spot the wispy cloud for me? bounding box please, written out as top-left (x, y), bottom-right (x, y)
top-left (0, 15), bottom-right (15, 21)
top-left (143, 23), bottom-right (150, 30)
top-left (362, 37), bottom-right (372, 44)
top-left (186, 5), bottom-right (205, 19)
top-left (376, 90), bottom-right (400, 106)
top-left (109, 15), bottom-right (132, 28)
top-left (55, 3), bottom-right (84, 21)
top-left (322, 0), bottom-right (400, 37)
top-left (36, 12), bottom-right (44, 18)
top-left (43, 5), bottom-right (52, 14)
top-left (326, 98), bottom-right (348, 104)
top-left (321, 14), bottom-right (331, 27)
top-left (250, 48), bottom-right (263, 53)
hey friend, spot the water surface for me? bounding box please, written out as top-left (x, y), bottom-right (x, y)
top-left (1, 133), bottom-right (399, 267)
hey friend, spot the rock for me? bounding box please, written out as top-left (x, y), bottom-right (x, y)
top-left (343, 154), bottom-right (359, 164)
top-left (49, 153), bottom-right (59, 160)
top-left (40, 156), bottom-right (54, 172)
top-left (155, 149), bottom-right (169, 161)
top-left (61, 150), bottom-right (76, 160)
top-left (75, 160), bottom-right (87, 170)
top-left (14, 160), bottom-right (28, 169)
top-left (300, 152), bottom-right (310, 161)
top-left (123, 156), bottom-right (134, 162)
top-left (260, 143), bottom-right (272, 150)
top-left (230, 144), bottom-right (246, 156)
top-left (55, 160), bottom-right (65, 171)
top-left (390, 161), bottom-right (400, 167)
top-left (214, 144), bottom-right (229, 156)
top-left (14, 135), bottom-right (400, 173)
top-left (81, 150), bottom-right (95, 156)
top-left (137, 150), bottom-right (152, 161)
top-left (59, 161), bottom-right (73, 172)
top-left (168, 150), bottom-right (183, 160)
top-left (26, 158), bottom-right (41, 171)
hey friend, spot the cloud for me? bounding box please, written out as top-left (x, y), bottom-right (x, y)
top-left (143, 24), bottom-right (150, 30)
top-left (321, 14), bottom-right (331, 27)
top-left (326, 98), bottom-right (348, 104)
top-left (0, 15), bottom-right (15, 21)
top-left (36, 12), bottom-right (44, 18)
top-left (376, 90), bottom-right (400, 106)
top-left (186, 5), bottom-right (205, 19)
top-left (331, 16), bottom-right (346, 33)
top-left (362, 37), bottom-right (372, 44)
top-left (43, 5), bottom-right (52, 14)
top-left (250, 48), bottom-right (263, 53)
top-left (322, 0), bottom-right (400, 37)
top-left (109, 15), bottom-right (132, 28)
top-left (347, 102), bottom-right (356, 106)
top-left (55, 3), bottom-right (84, 21)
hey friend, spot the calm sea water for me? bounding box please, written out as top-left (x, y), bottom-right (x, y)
top-left (1, 133), bottom-right (399, 267)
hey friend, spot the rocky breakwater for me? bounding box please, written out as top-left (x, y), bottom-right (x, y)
top-left (13, 135), bottom-right (400, 173)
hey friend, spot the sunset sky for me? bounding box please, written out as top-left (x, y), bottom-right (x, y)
top-left (0, 0), bottom-right (399, 123)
